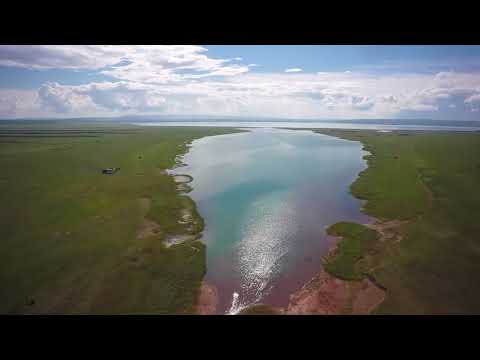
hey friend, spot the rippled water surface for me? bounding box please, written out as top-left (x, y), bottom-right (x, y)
top-left (172, 128), bottom-right (371, 313)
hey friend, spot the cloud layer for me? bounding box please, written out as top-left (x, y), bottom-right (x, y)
top-left (285, 68), bottom-right (303, 73)
top-left (1, 46), bottom-right (480, 119)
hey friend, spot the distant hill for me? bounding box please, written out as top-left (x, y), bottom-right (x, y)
top-left (331, 119), bottom-right (480, 127)
top-left (1, 115), bottom-right (479, 128)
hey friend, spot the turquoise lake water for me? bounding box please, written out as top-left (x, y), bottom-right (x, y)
top-left (172, 128), bottom-right (371, 314)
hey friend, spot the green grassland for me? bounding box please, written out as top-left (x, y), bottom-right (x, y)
top-left (317, 129), bottom-right (480, 314)
top-left (5, 122), bottom-right (480, 315)
top-left (324, 222), bottom-right (380, 281)
top-left (0, 122), bottom-right (240, 314)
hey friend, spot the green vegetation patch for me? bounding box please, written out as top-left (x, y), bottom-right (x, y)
top-left (90, 239), bottom-right (207, 314)
top-left (0, 123), bottom-right (242, 314)
top-left (316, 129), bottom-right (480, 314)
top-left (324, 222), bottom-right (380, 280)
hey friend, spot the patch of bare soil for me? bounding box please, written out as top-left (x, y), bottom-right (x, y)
top-left (365, 219), bottom-right (408, 243)
top-left (284, 270), bottom-right (385, 315)
top-left (176, 183), bottom-right (192, 193)
top-left (284, 219), bottom-right (407, 315)
top-left (285, 270), bottom-right (351, 314)
top-left (164, 234), bottom-right (195, 247)
top-left (137, 218), bottom-right (162, 239)
top-left (178, 209), bottom-right (193, 224)
top-left (351, 278), bottom-right (386, 314)
top-left (173, 174), bottom-right (193, 184)
top-left (137, 198), bottom-right (162, 239)
top-left (195, 281), bottom-right (218, 315)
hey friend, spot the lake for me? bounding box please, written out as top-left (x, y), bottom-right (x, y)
top-left (172, 128), bottom-right (372, 314)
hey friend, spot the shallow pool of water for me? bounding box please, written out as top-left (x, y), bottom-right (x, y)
top-left (172, 128), bottom-right (372, 314)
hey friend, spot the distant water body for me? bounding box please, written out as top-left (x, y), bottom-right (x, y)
top-left (171, 128), bottom-right (372, 314)
top-left (136, 121), bottom-right (480, 132)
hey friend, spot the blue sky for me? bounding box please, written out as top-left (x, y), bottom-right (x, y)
top-left (0, 45), bottom-right (479, 120)
top-left (206, 45), bottom-right (480, 74)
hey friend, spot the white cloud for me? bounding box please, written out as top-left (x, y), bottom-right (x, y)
top-left (381, 95), bottom-right (398, 104)
top-left (351, 95), bottom-right (374, 110)
top-left (465, 93), bottom-right (480, 105)
top-left (0, 45), bottom-right (251, 83)
top-left (0, 89), bottom-right (42, 117)
top-left (464, 93), bottom-right (480, 111)
top-left (37, 81), bottom-right (169, 114)
top-left (38, 82), bottom-right (97, 113)
top-left (2, 46), bottom-right (480, 120)
top-left (285, 68), bottom-right (303, 73)
top-left (24, 71), bottom-right (480, 118)
top-left (0, 45), bottom-right (127, 70)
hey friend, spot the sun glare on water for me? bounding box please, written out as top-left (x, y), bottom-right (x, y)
top-left (227, 192), bottom-right (298, 314)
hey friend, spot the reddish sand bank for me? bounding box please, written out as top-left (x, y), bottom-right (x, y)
top-left (194, 218), bottom-right (404, 315)
top-left (194, 270), bottom-right (385, 315)
top-left (284, 270), bottom-right (385, 315)
top-left (195, 281), bottom-right (218, 315)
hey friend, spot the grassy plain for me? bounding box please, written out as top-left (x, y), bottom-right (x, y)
top-left (0, 122), bottom-right (239, 314)
top-left (324, 222), bottom-right (379, 281)
top-left (317, 129), bottom-right (480, 314)
top-left (5, 122), bottom-right (480, 315)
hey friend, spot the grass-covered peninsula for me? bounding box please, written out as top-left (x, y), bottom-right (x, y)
top-left (0, 122), bottom-right (240, 314)
top-left (316, 129), bottom-right (480, 314)
top-left (324, 222), bottom-right (380, 281)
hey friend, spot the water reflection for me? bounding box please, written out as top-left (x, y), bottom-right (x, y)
top-left (172, 128), bottom-right (371, 313)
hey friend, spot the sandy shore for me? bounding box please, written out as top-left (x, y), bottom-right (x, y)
top-left (172, 174), bottom-right (193, 184)
top-left (195, 281), bottom-right (219, 315)
top-left (193, 269), bottom-right (385, 315)
top-left (282, 219), bottom-right (409, 315)
top-left (193, 219), bottom-right (401, 315)
top-left (193, 233), bottom-right (387, 315)
top-left (284, 269), bottom-right (385, 315)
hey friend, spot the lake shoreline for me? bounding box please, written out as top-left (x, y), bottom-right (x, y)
top-left (235, 129), bottom-right (396, 315)
top-left (167, 138), bottom-right (216, 314)
top-left (183, 128), bottom-right (384, 315)
top-left (281, 131), bottom-right (388, 315)
top-left (159, 129), bottom-right (246, 314)
top-left (191, 128), bottom-right (382, 315)
top-left (280, 219), bottom-right (406, 315)
top-left (279, 129), bottom-right (426, 315)
top-left (194, 281), bottom-right (219, 315)
top-left (196, 220), bottom-right (400, 315)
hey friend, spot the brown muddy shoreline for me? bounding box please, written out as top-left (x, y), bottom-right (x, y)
top-left (281, 217), bottom-right (409, 315)
top-left (284, 269), bottom-right (385, 315)
top-left (278, 131), bottom-right (384, 315)
top-left (195, 281), bottom-right (218, 315)
top-left (194, 228), bottom-right (389, 315)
